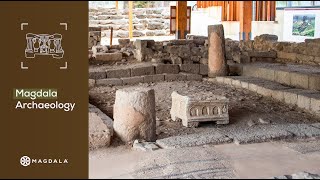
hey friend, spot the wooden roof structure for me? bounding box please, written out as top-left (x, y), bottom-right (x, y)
top-left (196, 1), bottom-right (276, 21)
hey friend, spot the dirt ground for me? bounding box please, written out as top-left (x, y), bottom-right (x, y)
top-left (89, 80), bottom-right (320, 142)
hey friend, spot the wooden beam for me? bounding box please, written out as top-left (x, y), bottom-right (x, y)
top-left (255, 1), bottom-right (259, 21)
top-left (176, 1), bottom-right (187, 39)
top-left (128, 1), bottom-right (133, 39)
top-left (259, 1), bottom-right (264, 20)
top-left (115, 1), bottom-right (118, 10)
top-left (270, 1), bottom-right (276, 21)
top-left (235, 1), bottom-right (240, 21)
top-left (110, 27), bottom-right (113, 46)
top-left (266, 1), bottom-right (270, 21)
top-left (239, 1), bottom-right (252, 40)
top-left (229, 1), bottom-right (234, 21)
top-left (264, 1), bottom-right (268, 21)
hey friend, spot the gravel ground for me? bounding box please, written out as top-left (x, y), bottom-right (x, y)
top-left (89, 80), bottom-right (320, 143)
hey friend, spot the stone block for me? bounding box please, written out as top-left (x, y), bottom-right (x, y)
top-left (89, 79), bottom-right (95, 88)
top-left (199, 64), bottom-right (208, 75)
top-left (256, 86), bottom-right (273, 97)
top-left (96, 78), bottom-right (123, 86)
top-left (271, 89), bottom-right (285, 102)
top-left (283, 89), bottom-right (300, 105)
top-left (311, 96), bottom-right (320, 116)
top-left (258, 67), bottom-right (275, 81)
top-left (308, 75), bottom-right (320, 91)
top-left (131, 65), bottom-right (155, 76)
top-left (231, 79), bottom-right (242, 88)
top-left (118, 38), bottom-right (131, 47)
top-left (170, 91), bottom-right (229, 127)
top-left (121, 76), bottom-right (144, 85)
top-left (179, 64), bottom-right (200, 74)
top-left (242, 65), bottom-right (259, 77)
top-left (254, 34), bottom-right (278, 41)
top-left (248, 51), bottom-right (277, 58)
top-left (275, 70), bottom-right (291, 85)
top-left (216, 77), bottom-right (225, 83)
top-left (290, 72), bottom-right (309, 89)
top-left (165, 73), bottom-right (187, 81)
top-left (181, 73), bottom-right (203, 81)
top-left (134, 39), bottom-right (148, 50)
top-left (297, 92), bottom-right (314, 110)
top-left (241, 81), bottom-right (249, 89)
top-left (155, 64), bottom-right (180, 74)
top-left (89, 112), bottom-right (112, 150)
top-left (248, 83), bottom-right (260, 92)
top-left (200, 58), bottom-right (208, 64)
top-left (143, 74), bottom-right (165, 83)
top-left (89, 70), bottom-right (106, 79)
top-left (94, 52), bottom-right (122, 61)
top-left (170, 56), bottom-right (182, 64)
top-left (277, 51), bottom-right (297, 61)
top-left (147, 22), bottom-right (164, 30)
top-left (296, 53), bottom-right (315, 63)
top-left (106, 68), bottom-right (131, 78)
top-left (223, 77), bottom-right (233, 85)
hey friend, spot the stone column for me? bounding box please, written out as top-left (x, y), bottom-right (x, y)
top-left (113, 87), bottom-right (156, 143)
top-left (208, 24), bottom-right (229, 77)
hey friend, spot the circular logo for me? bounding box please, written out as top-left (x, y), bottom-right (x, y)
top-left (20, 156), bottom-right (31, 167)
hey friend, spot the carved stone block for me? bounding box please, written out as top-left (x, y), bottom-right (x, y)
top-left (170, 91), bottom-right (229, 127)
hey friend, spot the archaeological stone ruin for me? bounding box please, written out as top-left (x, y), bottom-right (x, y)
top-left (88, 2), bottom-right (320, 179)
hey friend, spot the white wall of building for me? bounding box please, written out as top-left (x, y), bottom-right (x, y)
top-left (190, 8), bottom-right (317, 42)
top-left (191, 7), bottom-right (240, 40)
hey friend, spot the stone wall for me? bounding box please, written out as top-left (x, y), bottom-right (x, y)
top-left (90, 35), bottom-right (209, 67)
top-left (132, 36), bottom-right (208, 65)
top-left (89, 7), bottom-right (171, 38)
top-left (225, 34), bottom-right (320, 66)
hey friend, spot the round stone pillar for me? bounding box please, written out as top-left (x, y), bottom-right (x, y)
top-left (208, 24), bottom-right (229, 77)
top-left (113, 87), bottom-right (156, 143)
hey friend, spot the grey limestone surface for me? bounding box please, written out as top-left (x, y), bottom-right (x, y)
top-left (156, 130), bottom-right (232, 149)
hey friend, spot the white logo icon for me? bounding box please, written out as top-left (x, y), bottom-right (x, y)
top-left (25, 33), bottom-right (64, 59)
top-left (20, 156), bottom-right (31, 167)
top-left (20, 22), bottom-right (68, 70)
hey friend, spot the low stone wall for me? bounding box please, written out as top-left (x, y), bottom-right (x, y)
top-left (133, 36), bottom-right (208, 65)
top-left (89, 7), bottom-right (171, 38)
top-left (89, 63), bottom-right (208, 87)
top-left (89, 36), bottom-right (209, 67)
top-left (216, 76), bottom-right (320, 117)
top-left (89, 33), bottom-right (320, 71)
top-left (225, 34), bottom-right (320, 66)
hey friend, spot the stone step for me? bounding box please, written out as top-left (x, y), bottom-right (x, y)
top-left (216, 76), bottom-right (320, 117)
top-left (240, 62), bottom-right (320, 91)
top-left (92, 52), bottom-right (123, 62)
top-left (92, 73), bottom-right (203, 87)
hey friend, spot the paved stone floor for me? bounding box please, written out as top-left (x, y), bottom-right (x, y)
top-left (89, 139), bottom-right (320, 179)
